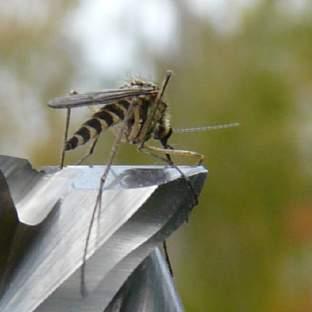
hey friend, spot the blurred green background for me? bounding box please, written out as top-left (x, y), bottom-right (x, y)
top-left (1, 0), bottom-right (312, 311)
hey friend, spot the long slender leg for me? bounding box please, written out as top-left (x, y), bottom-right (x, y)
top-left (139, 145), bottom-right (200, 206)
top-left (75, 136), bottom-right (99, 165)
top-left (143, 144), bottom-right (204, 165)
top-left (60, 108), bottom-right (71, 169)
top-left (163, 240), bottom-right (174, 276)
top-left (139, 143), bottom-right (176, 277)
top-left (139, 144), bottom-right (203, 277)
top-left (80, 140), bottom-right (118, 296)
top-left (137, 71), bottom-right (173, 146)
top-left (80, 102), bottom-right (134, 296)
top-left (159, 142), bottom-right (199, 205)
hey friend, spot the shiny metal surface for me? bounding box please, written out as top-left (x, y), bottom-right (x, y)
top-left (105, 248), bottom-right (184, 312)
top-left (0, 155), bottom-right (207, 312)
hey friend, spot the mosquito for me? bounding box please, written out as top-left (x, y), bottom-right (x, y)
top-left (48, 71), bottom-right (238, 295)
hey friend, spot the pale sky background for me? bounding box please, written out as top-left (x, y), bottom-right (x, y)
top-left (69, 0), bottom-right (258, 78)
top-left (0, 0), bottom-right (309, 156)
top-left (68, 0), bottom-right (307, 79)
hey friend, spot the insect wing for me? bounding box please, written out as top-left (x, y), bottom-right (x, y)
top-left (48, 87), bottom-right (157, 109)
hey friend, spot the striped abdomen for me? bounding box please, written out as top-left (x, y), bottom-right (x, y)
top-left (65, 100), bottom-right (130, 151)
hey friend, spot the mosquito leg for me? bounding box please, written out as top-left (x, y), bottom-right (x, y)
top-left (143, 144), bottom-right (204, 165)
top-left (137, 70), bottom-right (173, 147)
top-left (80, 139), bottom-right (121, 296)
top-left (60, 107), bottom-right (71, 169)
top-left (159, 143), bottom-right (199, 205)
top-left (80, 148), bottom-right (118, 296)
top-left (141, 145), bottom-right (199, 205)
top-left (75, 136), bottom-right (99, 165)
top-left (80, 182), bottom-right (102, 296)
top-left (139, 144), bottom-right (201, 277)
top-left (161, 143), bottom-right (174, 165)
top-left (80, 102), bottom-right (134, 297)
top-left (144, 144), bottom-right (205, 204)
top-left (163, 240), bottom-right (174, 276)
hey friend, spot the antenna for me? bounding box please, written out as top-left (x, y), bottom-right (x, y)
top-left (173, 122), bottom-right (240, 133)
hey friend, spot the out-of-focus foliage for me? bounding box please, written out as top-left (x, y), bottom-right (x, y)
top-left (168, 2), bottom-right (312, 312)
top-left (0, 1), bottom-right (78, 163)
top-left (1, 0), bottom-right (312, 311)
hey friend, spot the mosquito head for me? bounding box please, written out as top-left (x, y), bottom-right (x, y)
top-left (160, 127), bottom-right (173, 147)
top-left (153, 122), bottom-right (173, 148)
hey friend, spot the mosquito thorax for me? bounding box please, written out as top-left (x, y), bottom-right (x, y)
top-left (123, 79), bottom-right (159, 90)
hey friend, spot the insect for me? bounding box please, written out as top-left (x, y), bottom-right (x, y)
top-left (48, 71), bottom-right (199, 289)
top-left (49, 72), bottom-right (204, 169)
top-left (48, 71), bottom-right (238, 295)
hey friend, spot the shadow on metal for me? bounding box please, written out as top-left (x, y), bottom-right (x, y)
top-left (0, 155), bottom-right (207, 312)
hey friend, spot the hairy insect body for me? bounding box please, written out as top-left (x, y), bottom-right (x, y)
top-left (65, 92), bottom-right (172, 151)
top-left (65, 99), bottom-right (130, 150)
